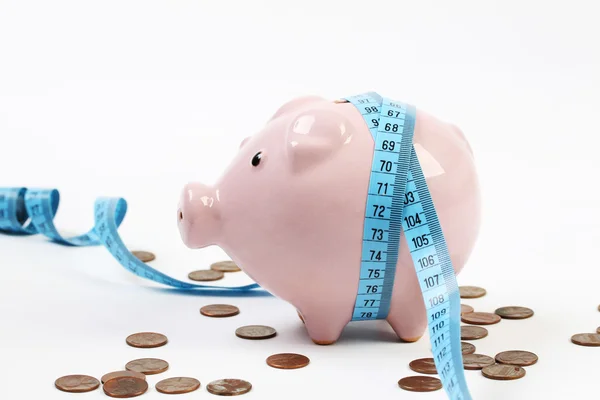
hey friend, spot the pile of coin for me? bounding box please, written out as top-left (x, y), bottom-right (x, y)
top-left (188, 260), bottom-right (242, 282)
top-left (55, 327), bottom-right (310, 396)
top-left (132, 254), bottom-right (242, 284)
top-left (399, 285), bottom-right (539, 392)
top-left (54, 330), bottom-right (259, 397)
top-left (55, 331), bottom-right (204, 397)
top-left (569, 304), bottom-right (600, 347)
top-left (460, 286), bottom-right (539, 381)
top-left (55, 257), bottom-right (311, 397)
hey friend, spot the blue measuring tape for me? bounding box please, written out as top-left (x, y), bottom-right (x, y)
top-left (345, 92), bottom-right (471, 400)
top-left (0, 188), bottom-right (263, 294)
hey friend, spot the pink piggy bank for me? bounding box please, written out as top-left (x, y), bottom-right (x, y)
top-left (178, 95), bottom-right (481, 345)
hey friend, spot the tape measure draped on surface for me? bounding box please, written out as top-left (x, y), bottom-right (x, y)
top-left (1, 91), bottom-right (471, 399)
top-left (344, 92), bottom-right (472, 400)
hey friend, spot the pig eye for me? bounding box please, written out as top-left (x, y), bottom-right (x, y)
top-left (251, 151), bottom-right (263, 167)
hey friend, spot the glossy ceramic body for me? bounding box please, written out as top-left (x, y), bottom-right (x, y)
top-left (178, 95), bottom-right (481, 345)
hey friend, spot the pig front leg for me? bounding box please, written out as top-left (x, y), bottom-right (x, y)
top-left (298, 307), bottom-right (350, 345)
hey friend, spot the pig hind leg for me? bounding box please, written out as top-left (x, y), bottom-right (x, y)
top-left (300, 308), bottom-right (349, 345)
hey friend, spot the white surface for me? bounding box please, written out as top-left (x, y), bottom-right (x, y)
top-left (1, 1), bottom-right (599, 399)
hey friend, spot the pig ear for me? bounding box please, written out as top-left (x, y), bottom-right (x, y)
top-left (270, 95), bottom-right (326, 121)
top-left (286, 109), bottom-right (351, 172)
top-left (239, 136), bottom-right (251, 149)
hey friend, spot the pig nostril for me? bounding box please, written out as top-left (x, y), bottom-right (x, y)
top-left (178, 210), bottom-right (183, 221)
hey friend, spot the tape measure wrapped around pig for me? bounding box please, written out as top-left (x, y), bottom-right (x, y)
top-left (177, 92), bottom-right (481, 346)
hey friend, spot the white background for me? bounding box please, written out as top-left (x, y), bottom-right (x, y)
top-left (1, 1), bottom-right (599, 399)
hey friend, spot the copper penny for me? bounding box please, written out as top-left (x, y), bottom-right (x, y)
top-left (101, 371), bottom-right (146, 384)
top-left (125, 358), bottom-right (169, 375)
top-left (201, 304), bottom-right (240, 318)
top-left (206, 379), bottom-right (252, 396)
top-left (463, 354), bottom-right (495, 370)
top-left (398, 376), bottom-right (442, 392)
top-left (461, 325), bottom-right (488, 340)
top-left (459, 286), bottom-right (486, 299)
top-left (409, 358), bottom-right (437, 374)
top-left (55, 375), bottom-right (100, 393)
top-left (462, 342), bottom-right (476, 355)
top-left (495, 350), bottom-right (538, 366)
top-left (266, 353), bottom-right (310, 369)
top-left (210, 260), bottom-right (241, 273)
top-left (482, 364), bottom-right (526, 380)
top-left (571, 333), bottom-right (600, 347)
top-left (103, 376), bottom-right (148, 398)
top-left (461, 304), bottom-right (474, 315)
top-left (461, 312), bottom-right (501, 325)
top-left (235, 325), bottom-right (277, 340)
top-left (126, 332), bottom-right (168, 348)
top-left (155, 377), bottom-right (201, 394)
top-left (188, 269), bottom-right (224, 281)
top-left (495, 306), bottom-right (534, 320)
top-left (132, 251), bottom-right (155, 263)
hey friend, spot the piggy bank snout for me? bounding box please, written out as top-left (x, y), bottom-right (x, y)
top-left (177, 182), bottom-right (221, 248)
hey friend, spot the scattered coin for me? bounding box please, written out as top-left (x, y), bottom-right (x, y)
top-left (463, 354), bottom-right (495, 370)
top-left (495, 350), bottom-right (538, 366)
top-left (334, 99), bottom-right (349, 103)
top-left (398, 376), bottom-right (442, 392)
top-left (495, 306), bottom-right (534, 320)
top-left (409, 358), bottom-right (437, 374)
top-left (266, 353), bottom-right (310, 369)
top-left (459, 286), bottom-right (486, 299)
top-left (103, 376), bottom-right (148, 398)
top-left (101, 371), bottom-right (147, 384)
top-left (462, 342), bottom-right (476, 355)
top-left (125, 358), bottom-right (169, 375)
top-left (188, 269), bottom-right (224, 282)
top-left (156, 377), bottom-right (201, 395)
top-left (571, 333), bottom-right (600, 347)
top-left (461, 312), bottom-right (501, 325)
top-left (461, 304), bottom-right (474, 315)
top-left (482, 364), bottom-right (526, 380)
top-left (132, 251), bottom-right (155, 263)
top-left (201, 304), bottom-right (240, 318)
top-left (210, 260), bottom-right (241, 273)
top-left (207, 379), bottom-right (252, 396)
top-left (597, 327), bottom-right (600, 334)
top-left (55, 375), bottom-right (100, 393)
top-left (235, 325), bottom-right (277, 340)
top-left (126, 332), bottom-right (168, 348)
top-left (461, 325), bottom-right (489, 340)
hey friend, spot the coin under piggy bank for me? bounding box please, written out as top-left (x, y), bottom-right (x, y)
top-left (177, 95), bottom-right (481, 345)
